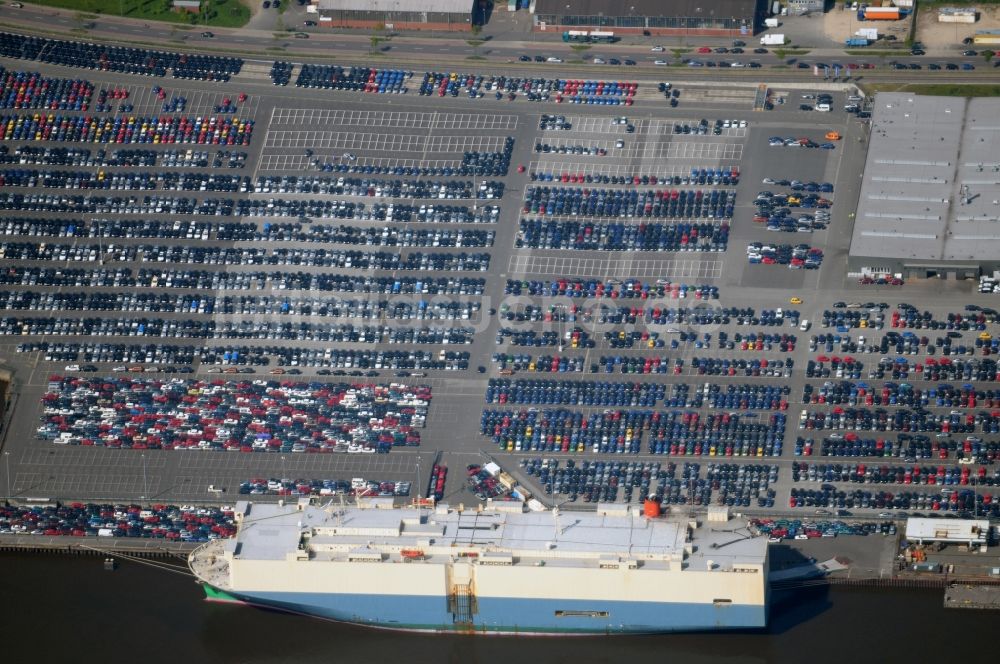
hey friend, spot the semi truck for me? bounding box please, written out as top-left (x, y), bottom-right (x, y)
top-left (760, 33), bottom-right (786, 45)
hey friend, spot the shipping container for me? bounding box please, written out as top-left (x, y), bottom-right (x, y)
top-left (863, 6), bottom-right (900, 20)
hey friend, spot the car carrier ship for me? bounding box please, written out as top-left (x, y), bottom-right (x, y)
top-left (188, 497), bottom-right (769, 635)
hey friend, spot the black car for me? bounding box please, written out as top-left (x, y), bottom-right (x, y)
top-left (963, 37), bottom-right (974, 45)
top-left (519, 55), bottom-right (531, 62)
top-left (800, 104), bottom-right (813, 111)
top-left (624, 59), bottom-right (636, 65)
top-left (534, 55), bottom-right (545, 62)
top-left (928, 63), bottom-right (941, 70)
top-left (201, 31), bottom-right (214, 38)
top-left (946, 63), bottom-right (959, 70)
top-left (910, 49), bottom-right (924, 56)
top-left (754, 47), bottom-right (768, 54)
top-left (608, 58), bottom-right (621, 65)
top-left (963, 49), bottom-right (977, 56)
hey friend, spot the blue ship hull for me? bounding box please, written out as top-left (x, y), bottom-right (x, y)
top-left (211, 588), bottom-right (767, 634)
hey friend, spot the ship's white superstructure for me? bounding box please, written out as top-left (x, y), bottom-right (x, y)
top-left (189, 498), bottom-right (768, 634)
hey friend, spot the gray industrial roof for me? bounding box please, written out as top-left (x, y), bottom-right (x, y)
top-left (850, 93), bottom-right (1000, 265)
top-left (533, 0), bottom-right (760, 17)
top-left (316, 0), bottom-right (471, 13)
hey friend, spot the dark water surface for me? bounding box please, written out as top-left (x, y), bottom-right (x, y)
top-left (2, 553), bottom-right (995, 664)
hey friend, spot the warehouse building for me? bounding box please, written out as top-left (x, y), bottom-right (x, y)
top-left (848, 93), bottom-right (1000, 280)
top-left (905, 518), bottom-right (990, 547)
top-left (530, 0), bottom-right (765, 37)
top-left (312, 0), bottom-right (477, 32)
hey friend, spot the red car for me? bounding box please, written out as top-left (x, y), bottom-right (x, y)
top-left (697, 47), bottom-right (712, 53)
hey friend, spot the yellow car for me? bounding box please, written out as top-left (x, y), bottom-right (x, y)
top-left (789, 297), bottom-right (802, 305)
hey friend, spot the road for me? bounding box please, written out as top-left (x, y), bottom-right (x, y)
top-left (1, 4), bottom-right (999, 81)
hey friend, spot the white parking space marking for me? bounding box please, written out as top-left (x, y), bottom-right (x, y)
top-left (507, 255), bottom-right (723, 279)
top-left (263, 131), bottom-right (506, 153)
top-left (271, 109), bottom-right (517, 131)
top-left (123, 84), bottom-right (261, 118)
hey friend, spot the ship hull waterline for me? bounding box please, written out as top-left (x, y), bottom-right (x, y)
top-left (200, 584), bottom-right (768, 636)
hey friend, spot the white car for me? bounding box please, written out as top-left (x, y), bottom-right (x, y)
top-left (651, 46), bottom-right (665, 52)
top-left (593, 58), bottom-right (606, 64)
top-left (653, 60), bottom-right (668, 66)
top-left (546, 57), bottom-right (563, 63)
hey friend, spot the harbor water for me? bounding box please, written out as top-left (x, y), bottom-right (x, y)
top-left (1, 553), bottom-right (996, 664)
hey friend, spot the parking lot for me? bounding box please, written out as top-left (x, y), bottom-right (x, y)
top-left (0, 33), bottom-right (996, 523)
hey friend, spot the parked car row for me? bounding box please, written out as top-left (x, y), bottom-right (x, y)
top-left (269, 61), bottom-right (293, 86)
top-left (523, 186), bottom-right (734, 219)
top-left (534, 142), bottom-right (606, 156)
top-left (481, 408), bottom-right (785, 456)
top-left (0, 147), bottom-right (245, 169)
top-left (419, 72), bottom-right (637, 104)
top-left (0, 168), bottom-right (250, 191)
top-left (792, 462), bottom-right (999, 486)
top-left (485, 378), bottom-right (667, 407)
top-left (754, 190), bottom-right (832, 210)
top-left (0, 502), bottom-right (236, 540)
top-left (0, 239), bottom-right (497, 264)
top-left (16, 342), bottom-right (469, 371)
top-left (0, 266), bottom-right (487, 295)
top-left (0, 291), bottom-right (464, 322)
top-left (517, 219), bottom-right (729, 252)
top-left (867, 357), bottom-right (1000, 382)
top-left (0, 192), bottom-right (234, 214)
top-left (801, 380), bottom-right (1000, 409)
top-left (751, 518), bottom-right (890, 540)
top-left (528, 168), bottom-right (739, 187)
top-left (491, 353), bottom-right (585, 374)
top-left (799, 406), bottom-right (1000, 435)
top-left (296, 64), bottom-right (411, 93)
top-left (0, 314), bottom-right (480, 344)
top-left (503, 278), bottom-right (718, 300)
top-left (672, 118), bottom-right (747, 135)
top-left (241, 478), bottom-right (412, 495)
top-left (788, 488), bottom-right (998, 516)
top-left (689, 356), bottom-right (794, 377)
top-left (253, 175), bottom-right (504, 199)
top-left (0, 113), bottom-right (254, 145)
top-left (521, 458), bottom-right (774, 506)
top-left (0, 68), bottom-right (94, 110)
top-left (891, 305), bottom-right (998, 329)
top-left (495, 326), bottom-right (593, 348)
top-left (0, 32), bottom-right (242, 79)
top-left (37, 377), bottom-right (429, 451)
top-left (747, 242), bottom-right (824, 268)
top-left (427, 464), bottom-right (447, 501)
top-left (796, 430), bottom-right (951, 460)
top-left (768, 136), bottom-right (836, 150)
